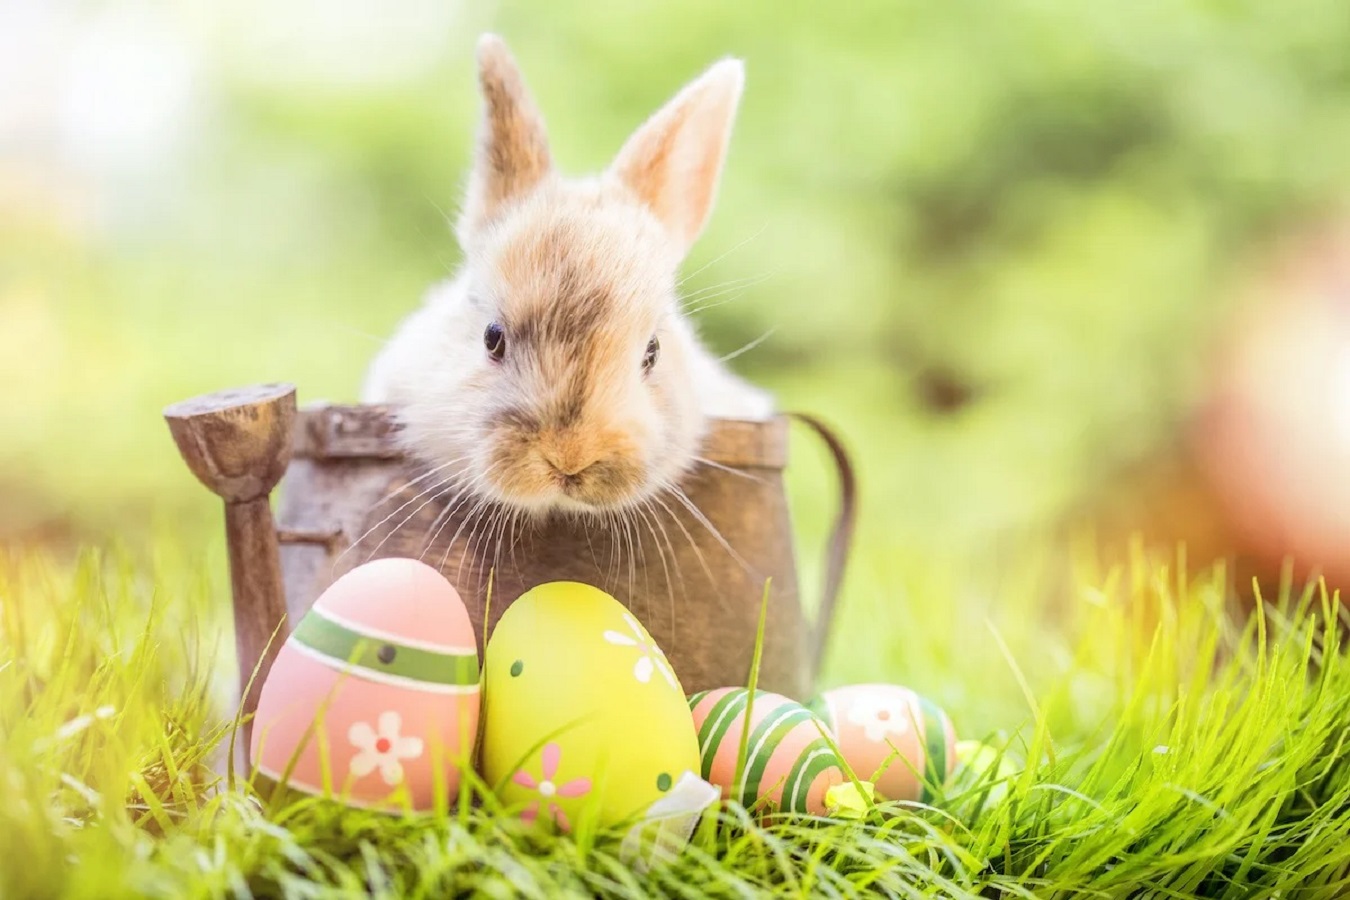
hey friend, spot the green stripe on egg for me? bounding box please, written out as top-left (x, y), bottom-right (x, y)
top-left (696, 689), bottom-right (760, 778)
top-left (740, 704), bottom-right (813, 805)
top-left (692, 689), bottom-right (743, 779)
top-left (918, 696), bottom-right (950, 803)
top-left (783, 738), bottom-right (840, 813)
top-left (291, 606), bottom-right (479, 691)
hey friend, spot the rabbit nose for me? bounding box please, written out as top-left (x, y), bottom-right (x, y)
top-left (540, 445), bottom-right (599, 478)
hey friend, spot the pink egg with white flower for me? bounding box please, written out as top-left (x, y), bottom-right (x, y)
top-left (808, 684), bottom-right (957, 802)
top-left (249, 558), bottom-right (480, 812)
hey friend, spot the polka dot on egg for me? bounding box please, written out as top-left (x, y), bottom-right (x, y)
top-left (510, 660), bottom-right (523, 677)
top-left (656, 772), bottom-right (672, 791)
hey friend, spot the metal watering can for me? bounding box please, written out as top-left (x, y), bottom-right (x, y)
top-left (164, 383), bottom-right (856, 739)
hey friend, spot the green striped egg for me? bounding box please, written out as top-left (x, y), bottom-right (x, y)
top-left (687, 688), bottom-right (843, 816)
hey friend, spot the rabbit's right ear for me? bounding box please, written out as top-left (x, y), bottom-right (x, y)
top-left (457, 34), bottom-right (553, 241)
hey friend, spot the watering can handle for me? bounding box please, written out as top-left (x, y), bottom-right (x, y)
top-left (786, 412), bottom-right (858, 677)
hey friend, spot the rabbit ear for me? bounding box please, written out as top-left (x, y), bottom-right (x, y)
top-left (458, 34), bottom-right (553, 239)
top-left (608, 58), bottom-right (745, 254)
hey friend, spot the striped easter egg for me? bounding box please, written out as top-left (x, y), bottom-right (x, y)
top-left (809, 684), bottom-right (957, 803)
top-left (250, 558), bottom-right (480, 812)
top-left (687, 688), bottom-right (844, 816)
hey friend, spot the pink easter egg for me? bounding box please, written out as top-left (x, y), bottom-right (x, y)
top-left (249, 558), bottom-right (480, 812)
top-left (687, 688), bottom-right (843, 816)
top-left (811, 684), bottom-right (957, 802)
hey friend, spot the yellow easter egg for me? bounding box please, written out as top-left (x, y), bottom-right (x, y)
top-left (481, 581), bottom-right (701, 831)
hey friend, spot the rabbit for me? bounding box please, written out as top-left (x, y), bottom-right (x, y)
top-left (362, 34), bottom-right (774, 518)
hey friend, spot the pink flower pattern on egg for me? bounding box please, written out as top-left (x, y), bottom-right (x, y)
top-left (602, 612), bottom-right (678, 688)
top-left (347, 711), bottom-right (425, 786)
top-left (512, 742), bottom-right (593, 830)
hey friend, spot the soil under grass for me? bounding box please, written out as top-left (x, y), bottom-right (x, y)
top-left (2, 541), bottom-right (1349, 899)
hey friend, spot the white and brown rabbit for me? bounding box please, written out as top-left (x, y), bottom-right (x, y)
top-left (363, 34), bottom-right (774, 517)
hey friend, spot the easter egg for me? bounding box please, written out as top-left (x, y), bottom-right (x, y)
top-left (480, 581), bottom-right (701, 831)
top-left (249, 558), bottom-right (480, 812)
top-left (809, 684), bottom-right (957, 802)
top-left (688, 688), bottom-right (844, 816)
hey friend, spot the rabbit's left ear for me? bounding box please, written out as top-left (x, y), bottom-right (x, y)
top-left (608, 58), bottom-right (745, 254)
top-left (458, 34), bottom-right (554, 239)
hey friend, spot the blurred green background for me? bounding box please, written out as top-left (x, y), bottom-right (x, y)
top-left (5, 1), bottom-right (1350, 604)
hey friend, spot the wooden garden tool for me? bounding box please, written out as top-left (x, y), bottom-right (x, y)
top-left (164, 384), bottom-right (297, 745)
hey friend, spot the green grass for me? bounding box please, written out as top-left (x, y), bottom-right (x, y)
top-left (4, 537), bottom-right (1350, 898)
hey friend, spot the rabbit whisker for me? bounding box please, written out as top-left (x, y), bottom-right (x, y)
top-left (367, 456), bottom-right (470, 511)
top-left (668, 484), bottom-right (754, 577)
top-left (693, 456), bottom-right (765, 483)
top-left (719, 327), bottom-right (777, 363)
top-left (339, 466), bottom-right (466, 569)
top-left (419, 466), bottom-right (494, 562)
top-left (651, 489), bottom-right (717, 589)
top-left (675, 225), bottom-right (766, 287)
top-left (679, 272), bottom-right (772, 307)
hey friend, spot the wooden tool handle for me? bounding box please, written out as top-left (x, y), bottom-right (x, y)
top-left (164, 383), bottom-right (297, 750)
top-left (164, 383), bottom-right (297, 503)
top-left (224, 497), bottom-right (289, 724)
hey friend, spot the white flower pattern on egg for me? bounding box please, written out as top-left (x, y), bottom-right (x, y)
top-left (603, 612), bottom-right (677, 689)
top-left (846, 694), bottom-right (916, 743)
top-left (348, 710), bottom-right (425, 786)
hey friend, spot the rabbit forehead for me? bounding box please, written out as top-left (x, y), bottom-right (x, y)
top-left (476, 184), bottom-right (678, 328)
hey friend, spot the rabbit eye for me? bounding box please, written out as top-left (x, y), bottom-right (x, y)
top-left (484, 323), bottom-right (506, 362)
top-left (643, 336), bottom-right (660, 373)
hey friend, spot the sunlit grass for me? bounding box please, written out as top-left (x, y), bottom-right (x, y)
top-left (3, 536), bottom-right (1349, 898)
